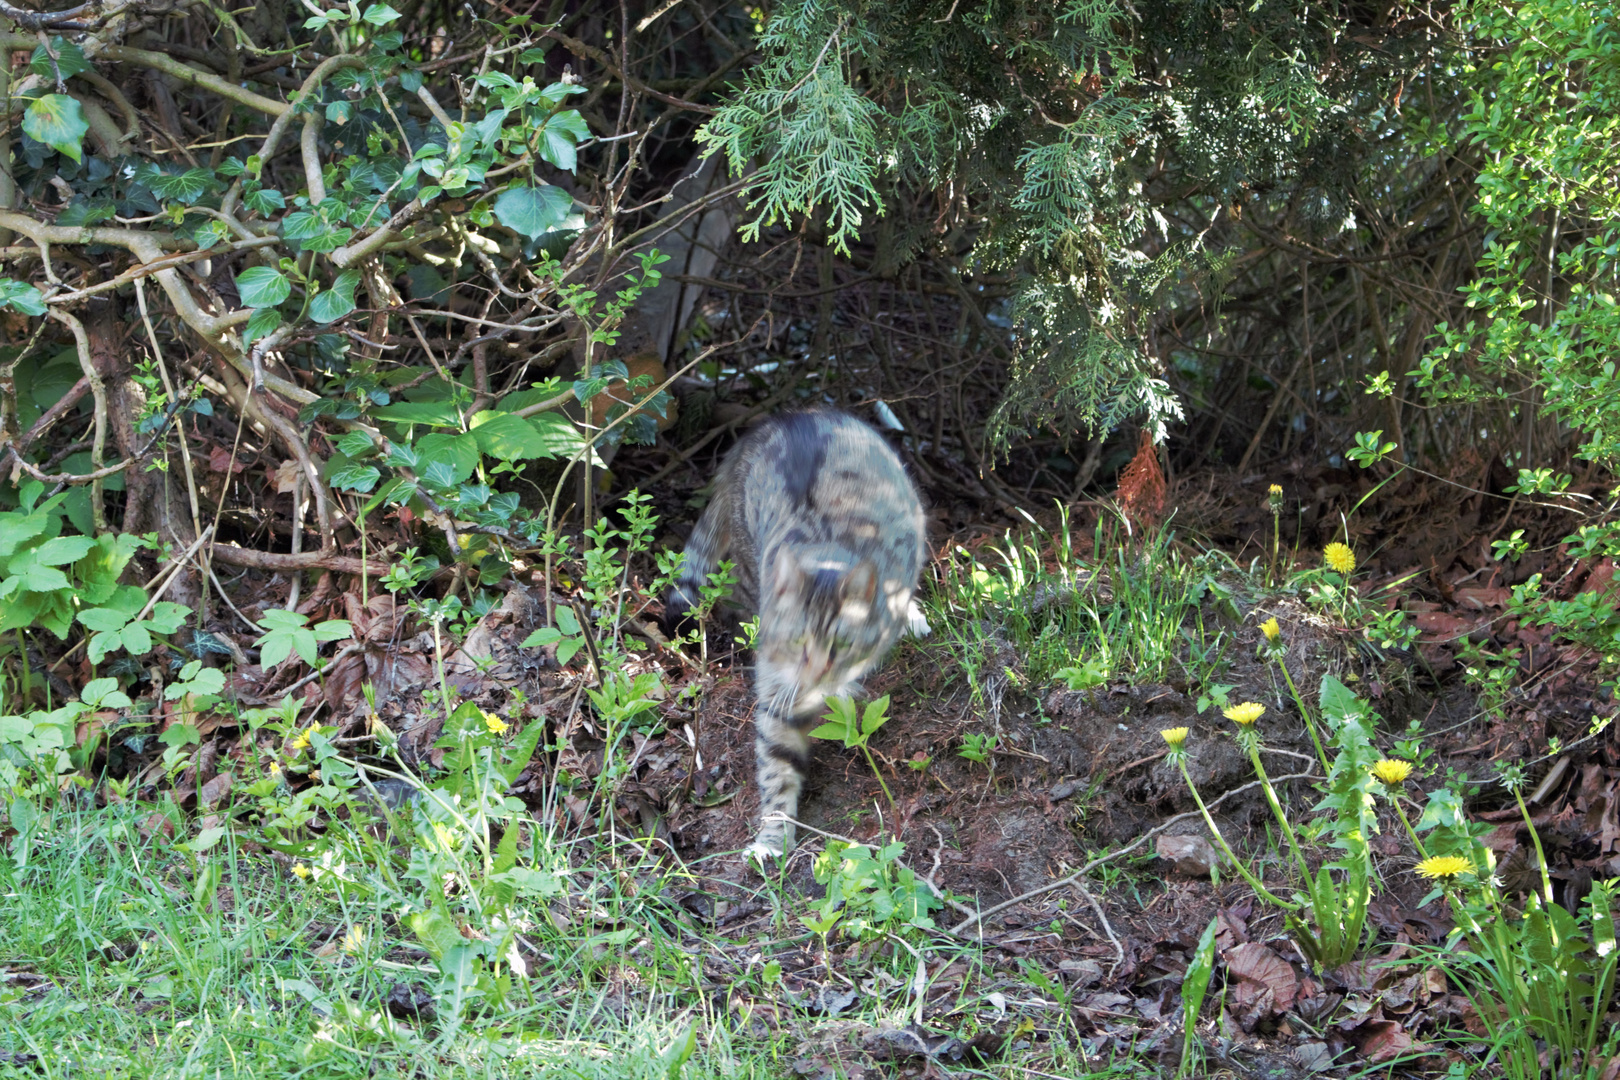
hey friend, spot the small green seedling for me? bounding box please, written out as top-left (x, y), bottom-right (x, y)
top-left (810, 694), bottom-right (893, 805)
top-left (521, 605), bottom-right (585, 665)
top-left (1055, 658), bottom-right (1108, 690)
top-left (958, 731), bottom-right (996, 765)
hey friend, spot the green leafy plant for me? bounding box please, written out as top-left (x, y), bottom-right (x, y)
top-left (252, 609), bottom-right (354, 669)
top-left (77, 587), bottom-right (190, 666)
top-left (957, 731), bottom-right (997, 766)
top-left (1166, 675), bottom-right (1379, 970)
top-left (806, 838), bottom-right (942, 941)
top-left (810, 694), bottom-right (894, 806)
top-left (1375, 746), bottom-right (1620, 1079)
top-left (1179, 916), bottom-right (1219, 1078)
top-left (520, 605), bottom-right (586, 666)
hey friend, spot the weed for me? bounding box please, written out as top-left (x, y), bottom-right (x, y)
top-left (1179, 916), bottom-right (1219, 1078)
top-left (957, 731), bottom-right (997, 765)
top-left (809, 694), bottom-right (894, 806)
top-left (1167, 675), bottom-right (1379, 970)
top-left (931, 507), bottom-right (1218, 700)
top-left (806, 838), bottom-right (943, 940)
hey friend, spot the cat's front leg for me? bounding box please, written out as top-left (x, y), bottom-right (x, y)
top-left (746, 707), bottom-right (810, 861)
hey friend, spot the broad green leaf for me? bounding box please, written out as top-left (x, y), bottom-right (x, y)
top-left (312, 619), bottom-right (353, 644)
top-left (0, 512), bottom-right (48, 559)
top-left (119, 623), bottom-right (154, 658)
top-left (415, 432), bottom-right (480, 485)
top-left (528, 411), bottom-right (595, 461)
top-left (309, 269), bottom-right (360, 323)
top-left (0, 279), bottom-right (46, 316)
top-left (146, 601), bottom-right (190, 635)
top-left (77, 607), bottom-right (133, 633)
top-left (281, 211), bottom-right (327, 241)
top-left (243, 307), bottom-right (281, 347)
top-left (29, 38), bottom-right (90, 79)
top-left (330, 462), bottom-right (381, 492)
top-left (244, 186), bottom-right (286, 215)
top-left (294, 226), bottom-right (354, 254)
top-left (146, 168), bottom-right (218, 204)
top-left (470, 411), bottom-right (556, 461)
top-left (362, 3), bottom-right (401, 24)
top-left (336, 431), bottom-right (375, 457)
top-left (23, 94), bottom-right (88, 163)
top-left (33, 535), bottom-right (95, 565)
top-left (236, 267), bottom-right (292, 308)
top-left (493, 184), bottom-right (571, 239)
top-left (371, 400), bottom-right (462, 427)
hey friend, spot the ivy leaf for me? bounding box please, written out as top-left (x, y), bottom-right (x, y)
top-left (297, 226), bottom-right (355, 254)
top-left (325, 99), bottom-right (353, 125)
top-left (244, 186), bottom-right (286, 215)
top-left (493, 184), bottom-right (571, 239)
top-left (538, 111), bottom-right (590, 172)
top-left (146, 168), bottom-right (218, 205)
top-left (281, 211), bottom-right (327, 241)
top-left (243, 307), bottom-right (282, 346)
top-left (310, 269), bottom-right (361, 323)
top-left (0, 279), bottom-right (46, 317)
top-left (23, 94), bottom-right (88, 163)
top-left (236, 267), bottom-right (292, 308)
top-left (29, 38), bottom-right (90, 80)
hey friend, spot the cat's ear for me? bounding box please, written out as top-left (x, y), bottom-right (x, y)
top-left (839, 560), bottom-right (878, 619)
top-left (770, 552), bottom-right (806, 600)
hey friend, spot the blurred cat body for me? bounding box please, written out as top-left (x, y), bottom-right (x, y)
top-left (667, 410), bottom-right (925, 859)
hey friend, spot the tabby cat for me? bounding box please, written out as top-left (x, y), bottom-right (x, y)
top-left (666, 410), bottom-right (926, 859)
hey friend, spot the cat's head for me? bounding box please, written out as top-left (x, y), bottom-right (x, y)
top-left (755, 547), bottom-right (899, 718)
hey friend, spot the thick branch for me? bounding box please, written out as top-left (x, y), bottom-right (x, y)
top-left (210, 544), bottom-right (390, 577)
top-left (96, 45), bottom-right (290, 116)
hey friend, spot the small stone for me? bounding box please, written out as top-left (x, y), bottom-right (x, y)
top-left (1058, 958), bottom-right (1104, 987)
top-left (1156, 834), bottom-right (1220, 878)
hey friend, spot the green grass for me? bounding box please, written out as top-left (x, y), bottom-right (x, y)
top-left (0, 801), bottom-right (777, 1079)
top-left (927, 508), bottom-right (1239, 698)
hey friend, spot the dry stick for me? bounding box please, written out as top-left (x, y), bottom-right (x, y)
top-left (1070, 880), bottom-right (1125, 977)
top-left (46, 308), bottom-right (110, 533)
top-left (948, 771), bottom-right (1317, 937)
top-left (134, 277), bottom-right (203, 542)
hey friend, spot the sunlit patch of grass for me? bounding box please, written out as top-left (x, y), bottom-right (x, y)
top-left (926, 506), bottom-right (1236, 698)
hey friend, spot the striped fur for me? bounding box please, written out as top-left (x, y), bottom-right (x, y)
top-left (667, 410), bottom-right (925, 859)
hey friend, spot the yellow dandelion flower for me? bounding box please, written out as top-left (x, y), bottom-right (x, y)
top-left (269, 761), bottom-right (282, 775)
top-left (292, 864), bottom-right (311, 880)
top-left (1223, 702), bottom-right (1266, 726)
top-left (1260, 617), bottom-right (1281, 642)
top-left (1160, 727), bottom-right (1189, 748)
top-left (291, 724), bottom-right (318, 752)
top-left (1414, 855), bottom-right (1472, 880)
top-left (1324, 542), bottom-right (1357, 576)
top-left (1268, 484), bottom-right (1283, 496)
top-left (342, 925), bottom-right (365, 954)
top-left (482, 711), bottom-right (508, 735)
top-left (1371, 759), bottom-right (1413, 785)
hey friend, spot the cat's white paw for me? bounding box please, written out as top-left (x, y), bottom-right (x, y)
top-left (745, 838), bottom-right (786, 865)
top-left (905, 599), bottom-right (932, 638)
